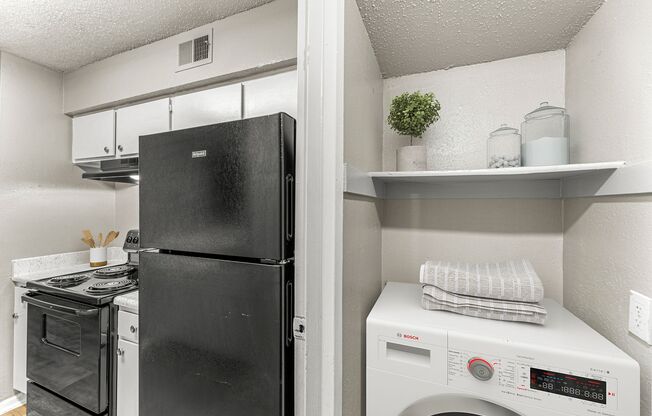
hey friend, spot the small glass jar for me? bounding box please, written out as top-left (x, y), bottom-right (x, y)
top-left (487, 124), bottom-right (521, 168)
top-left (521, 102), bottom-right (570, 166)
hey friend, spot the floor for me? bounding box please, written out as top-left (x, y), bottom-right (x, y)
top-left (1, 406), bottom-right (25, 416)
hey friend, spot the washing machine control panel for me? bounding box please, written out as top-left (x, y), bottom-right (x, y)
top-left (447, 344), bottom-right (625, 416)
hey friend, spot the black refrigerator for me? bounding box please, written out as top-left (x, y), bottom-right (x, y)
top-left (138, 113), bottom-right (295, 416)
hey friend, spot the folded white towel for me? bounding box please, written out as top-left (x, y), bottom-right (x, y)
top-left (422, 285), bottom-right (547, 325)
top-left (420, 259), bottom-right (544, 303)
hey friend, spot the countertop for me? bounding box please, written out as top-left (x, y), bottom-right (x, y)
top-left (114, 290), bottom-right (139, 313)
top-left (10, 247), bottom-right (127, 285)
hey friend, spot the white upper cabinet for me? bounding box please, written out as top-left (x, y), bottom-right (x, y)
top-left (243, 70), bottom-right (298, 119)
top-left (72, 72), bottom-right (296, 163)
top-left (72, 110), bottom-right (115, 161)
top-left (171, 83), bottom-right (242, 130)
top-left (115, 98), bottom-right (170, 157)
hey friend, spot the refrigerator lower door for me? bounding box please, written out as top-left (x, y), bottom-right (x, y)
top-left (140, 252), bottom-right (293, 416)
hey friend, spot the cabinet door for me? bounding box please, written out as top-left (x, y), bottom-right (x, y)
top-left (13, 286), bottom-right (28, 394)
top-left (72, 110), bottom-right (115, 161)
top-left (116, 99), bottom-right (170, 157)
top-left (243, 70), bottom-right (298, 119)
top-left (171, 83), bottom-right (241, 130)
top-left (116, 338), bottom-right (139, 416)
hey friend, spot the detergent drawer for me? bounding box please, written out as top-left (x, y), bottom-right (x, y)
top-left (366, 317), bottom-right (447, 385)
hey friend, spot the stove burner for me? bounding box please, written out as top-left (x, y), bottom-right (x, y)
top-left (85, 279), bottom-right (136, 294)
top-left (48, 273), bottom-right (90, 288)
top-left (93, 265), bottom-right (136, 279)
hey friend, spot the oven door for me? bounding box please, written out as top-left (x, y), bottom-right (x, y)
top-left (23, 292), bottom-right (109, 414)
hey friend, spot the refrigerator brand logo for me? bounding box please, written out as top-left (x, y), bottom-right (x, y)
top-left (192, 150), bottom-right (207, 158)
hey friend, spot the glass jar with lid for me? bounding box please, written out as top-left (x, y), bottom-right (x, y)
top-left (521, 102), bottom-right (570, 166)
top-left (487, 124), bottom-right (521, 168)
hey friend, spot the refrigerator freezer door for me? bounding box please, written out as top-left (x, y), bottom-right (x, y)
top-left (139, 252), bottom-right (293, 416)
top-left (139, 113), bottom-right (295, 260)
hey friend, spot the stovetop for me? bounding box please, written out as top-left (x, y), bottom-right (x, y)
top-left (26, 263), bottom-right (138, 305)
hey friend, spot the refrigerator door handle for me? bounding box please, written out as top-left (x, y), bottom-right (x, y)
top-left (285, 174), bottom-right (294, 242)
top-left (285, 280), bottom-right (294, 347)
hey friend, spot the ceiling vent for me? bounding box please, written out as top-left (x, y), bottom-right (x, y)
top-left (176, 29), bottom-right (213, 72)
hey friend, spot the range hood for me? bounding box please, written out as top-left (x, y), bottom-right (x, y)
top-left (80, 157), bottom-right (139, 184)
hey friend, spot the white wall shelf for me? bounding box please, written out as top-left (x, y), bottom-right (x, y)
top-left (343, 161), bottom-right (645, 199)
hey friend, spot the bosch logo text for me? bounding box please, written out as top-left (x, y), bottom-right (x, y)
top-left (396, 332), bottom-right (419, 341)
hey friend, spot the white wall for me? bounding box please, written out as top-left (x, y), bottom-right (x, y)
top-left (566, 0), bottom-right (652, 164)
top-left (383, 50), bottom-right (566, 171)
top-left (0, 52), bottom-right (115, 400)
top-left (382, 199), bottom-right (564, 302)
top-left (342, 0), bottom-right (384, 415)
top-left (379, 52), bottom-right (566, 303)
top-left (63, 0), bottom-right (297, 114)
top-left (564, 1), bottom-right (652, 413)
top-left (115, 184), bottom-right (139, 235)
top-left (563, 196), bottom-right (652, 415)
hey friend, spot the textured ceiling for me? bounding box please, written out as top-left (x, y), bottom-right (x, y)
top-left (0, 0), bottom-right (274, 72)
top-left (356, 0), bottom-right (604, 78)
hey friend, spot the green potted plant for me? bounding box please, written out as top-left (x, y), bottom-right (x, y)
top-left (387, 91), bottom-right (441, 171)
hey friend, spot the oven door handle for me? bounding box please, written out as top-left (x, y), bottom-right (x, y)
top-left (21, 293), bottom-right (99, 317)
top-left (40, 338), bottom-right (81, 357)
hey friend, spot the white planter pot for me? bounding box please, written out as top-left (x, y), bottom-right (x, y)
top-left (397, 145), bottom-right (427, 171)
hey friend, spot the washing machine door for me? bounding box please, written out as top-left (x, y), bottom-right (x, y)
top-left (399, 394), bottom-right (523, 416)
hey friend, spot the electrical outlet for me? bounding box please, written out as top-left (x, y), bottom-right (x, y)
top-left (629, 290), bottom-right (652, 345)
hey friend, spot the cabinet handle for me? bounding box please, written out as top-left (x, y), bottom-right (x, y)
top-left (104, 146), bottom-right (110, 153)
top-left (116, 348), bottom-right (124, 356)
top-left (118, 145), bottom-right (124, 152)
top-left (129, 325), bottom-right (137, 333)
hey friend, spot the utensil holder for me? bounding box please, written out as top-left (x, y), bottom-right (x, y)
top-left (90, 247), bottom-right (108, 267)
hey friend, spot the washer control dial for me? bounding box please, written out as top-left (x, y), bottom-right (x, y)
top-left (468, 357), bottom-right (494, 381)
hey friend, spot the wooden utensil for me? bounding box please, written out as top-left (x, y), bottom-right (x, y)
top-left (98, 232), bottom-right (103, 248)
top-left (103, 231), bottom-right (120, 247)
top-left (82, 230), bottom-right (95, 248)
top-left (81, 238), bottom-right (94, 248)
top-left (103, 231), bottom-right (114, 246)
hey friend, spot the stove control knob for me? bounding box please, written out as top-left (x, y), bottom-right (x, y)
top-left (468, 357), bottom-right (494, 381)
top-left (126, 236), bottom-right (133, 243)
top-left (133, 237), bottom-right (139, 244)
top-left (116, 348), bottom-right (124, 357)
top-left (130, 325), bottom-right (137, 334)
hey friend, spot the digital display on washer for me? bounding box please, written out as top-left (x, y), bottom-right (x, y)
top-left (530, 368), bottom-right (606, 404)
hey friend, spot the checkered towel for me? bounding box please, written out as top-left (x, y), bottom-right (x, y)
top-left (421, 284), bottom-right (547, 325)
top-left (420, 259), bottom-right (544, 303)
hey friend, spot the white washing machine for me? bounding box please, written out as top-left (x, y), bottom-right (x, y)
top-left (366, 282), bottom-right (640, 416)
